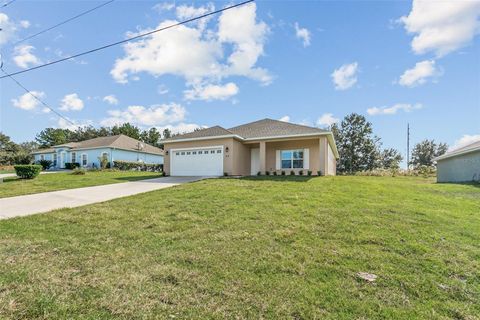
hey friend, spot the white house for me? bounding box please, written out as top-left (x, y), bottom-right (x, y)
top-left (434, 140), bottom-right (480, 183)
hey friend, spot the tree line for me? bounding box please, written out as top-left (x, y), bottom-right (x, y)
top-left (1, 115), bottom-right (448, 170)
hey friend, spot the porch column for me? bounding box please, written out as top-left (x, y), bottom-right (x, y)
top-left (259, 141), bottom-right (266, 174)
top-left (319, 137), bottom-right (328, 175)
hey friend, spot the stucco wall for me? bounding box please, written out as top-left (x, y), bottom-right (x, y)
top-left (111, 149), bottom-right (163, 165)
top-left (327, 143), bottom-right (336, 176)
top-left (437, 151), bottom-right (480, 182)
top-left (264, 138), bottom-right (321, 173)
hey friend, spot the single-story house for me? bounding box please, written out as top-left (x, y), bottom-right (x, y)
top-left (162, 118), bottom-right (339, 176)
top-left (434, 140), bottom-right (480, 183)
top-left (32, 134), bottom-right (164, 169)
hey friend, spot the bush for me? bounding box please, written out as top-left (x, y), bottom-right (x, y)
top-left (281, 171), bottom-right (286, 176)
top-left (71, 167), bottom-right (86, 175)
top-left (14, 164), bottom-right (42, 179)
top-left (224, 172), bottom-right (228, 176)
top-left (290, 170), bottom-right (295, 176)
top-left (307, 170), bottom-right (312, 176)
top-left (299, 170), bottom-right (304, 176)
top-left (113, 160), bottom-right (163, 172)
top-left (257, 171), bottom-right (261, 176)
top-left (37, 159), bottom-right (52, 170)
top-left (266, 171), bottom-right (270, 176)
top-left (64, 162), bottom-right (80, 170)
top-left (317, 170), bottom-right (322, 176)
top-left (273, 171), bottom-right (277, 176)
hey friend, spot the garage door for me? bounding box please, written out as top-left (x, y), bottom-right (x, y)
top-left (171, 146), bottom-right (224, 176)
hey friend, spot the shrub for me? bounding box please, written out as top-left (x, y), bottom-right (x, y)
top-left (162, 171), bottom-right (167, 177)
top-left (257, 171), bottom-right (261, 176)
top-left (307, 170), bottom-right (312, 176)
top-left (317, 170), bottom-right (322, 176)
top-left (273, 171), bottom-right (277, 176)
top-left (281, 170), bottom-right (286, 176)
top-left (299, 170), bottom-right (304, 176)
top-left (266, 171), bottom-right (270, 176)
top-left (14, 164), bottom-right (42, 179)
top-left (37, 159), bottom-right (52, 170)
top-left (98, 154), bottom-right (109, 170)
top-left (113, 160), bottom-right (163, 172)
top-left (71, 167), bottom-right (86, 175)
top-left (290, 170), bottom-right (295, 176)
top-left (224, 172), bottom-right (228, 176)
top-left (64, 162), bottom-right (80, 170)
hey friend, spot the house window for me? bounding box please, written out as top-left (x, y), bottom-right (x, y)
top-left (198, 151), bottom-right (203, 154)
top-left (281, 150), bottom-right (304, 169)
top-left (176, 152), bottom-right (180, 156)
top-left (187, 151), bottom-right (191, 155)
top-left (40, 154), bottom-right (45, 161)
top-left (53, 153), bottom-right (57, 166)
top-left (210, 150), bottom-right (215, 154)
top-left (181, 152), bottom-right (185, 155)
top-left (81, 154), bottom-right (87, 166)
top-left (71, 152), bottom-right (76, 163)
top-left (192, 151), bottom-right (197, 155)
top-left (217, 150), bottom-right (222, 154)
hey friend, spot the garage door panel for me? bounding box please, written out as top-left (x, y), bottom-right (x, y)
top-left (171, 147), bottom-right (223, 176)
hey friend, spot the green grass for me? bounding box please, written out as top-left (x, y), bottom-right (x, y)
top-left (0, 171), bottom-right (162, 198)
top-left (0, 176), bottom-right (479, 319)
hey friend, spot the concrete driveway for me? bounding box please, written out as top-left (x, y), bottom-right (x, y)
top-left (0, 176), bottom-right (203, 220)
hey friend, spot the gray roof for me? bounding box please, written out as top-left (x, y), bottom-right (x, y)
top-left (435, 139), bottom-right (480, 161)
top-left (33, 135), bottom-right (163, 155)
top-left (163, 118), bottom-right (328, 142)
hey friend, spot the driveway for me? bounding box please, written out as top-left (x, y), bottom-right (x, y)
top-left (0, 176), bottom-right (203, 220)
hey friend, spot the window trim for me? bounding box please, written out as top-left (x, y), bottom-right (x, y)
top-left (280, 149), bottom-right (304, 169)
top-left (71, 152), bottom-right (76, 163)
top-left (81, 153), bottom-right (88, 167)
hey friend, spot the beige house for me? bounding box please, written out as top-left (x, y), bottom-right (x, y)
top-left (162, 119), bottom-right (339, 176)
top-left (434, 140), bottom-right (480, 183)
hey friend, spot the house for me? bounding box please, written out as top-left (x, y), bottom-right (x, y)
top-left (162, 118), bottom-right (339, 176)
top-left (32, 135), bottom-right (164, 169)
top-left (434, 140), bottom-right (480, 183)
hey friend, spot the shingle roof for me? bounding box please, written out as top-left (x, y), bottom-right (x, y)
top-left (435, 139), bottom-right (480, 161)
top-left (33, 135), bottom-right (163, 155)
top-left (162, 119), bottom-right (328, 142)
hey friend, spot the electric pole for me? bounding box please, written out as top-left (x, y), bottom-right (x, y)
top-left (407, 123), bottom-right (410, 170)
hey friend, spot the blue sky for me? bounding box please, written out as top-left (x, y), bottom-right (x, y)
top-left (1, 0), bottom-right (479, 156)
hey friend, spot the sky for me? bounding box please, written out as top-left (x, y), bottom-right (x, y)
top-left (0, 0), bottom-right (479, 158)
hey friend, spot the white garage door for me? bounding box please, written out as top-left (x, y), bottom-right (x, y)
top-left (171, 146), bottom-right (224, 176)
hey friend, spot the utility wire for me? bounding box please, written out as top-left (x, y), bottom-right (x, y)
top-left (0, 0), bottom-right (254, 79)
top-left (1, 0), bottom-right (16, 8)
top-left (0, 66), bottom-right (76, 126)
top-left (14, 0), bottom-right (115, 45)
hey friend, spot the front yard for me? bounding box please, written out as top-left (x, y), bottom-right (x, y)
top-left (0, 171), bottom-right (162, 198)
top-left (0, 176), bottom-right (479, 319)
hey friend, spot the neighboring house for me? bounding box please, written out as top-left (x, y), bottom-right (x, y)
top-left (32, 135), bottom-right (164, 169)
top-left (162, 118), bottom-right (339, 176)
top-left (434, 140), bottom-right (480, 183)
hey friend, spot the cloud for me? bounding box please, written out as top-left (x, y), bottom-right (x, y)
top-left (331, 62), bottom-right (358, 90)
top-left (159, 122), bottom-right (205, 135)
top-left (184, 82), bottom-right (239, 101)
top-left (398, 60), bottom-right (441, 87)
top-left (450, 134), bottom-right (480, 151)
top-left (60, 93), bottom-right (84, 111)
top-left (294, 22), bottom-right (311, 47)
top-left (157, 84), bottom-right (169, 95)
top-left (316, 113), bottom-right (339, 127)
top-left (399, 0), bottom-right (480, 57)
top-left (153, 2), bottom-right (175, 13)
top-left (367, 103), bottom-right (423, 116)
top-left (20, 20), bottom-right (30, 28)
top-left (279, 115), bottom-right (290, 122)
top-left (0, 13), bottom-right (17, 46)
top-left (57, 118), bottom-right (94, 130)
top-left (111, 3), bottom-right (271, 100)
top-left (101, 103), bottom-right (187, 127)
top-left (103, 95), bottom-right (119, 105)
top-left (12, 91), bottom-right (49, 113)
top-left (13, 45), bottom-right (42, 69)
top-left (175, 3), bottom-right (214, 30)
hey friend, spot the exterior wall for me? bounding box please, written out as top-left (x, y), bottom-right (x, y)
top-left (264, 138), bottom-right (321, 174)
top-left (34, 153), bottom-right (54, 162)
top-left (111, 149), bottom-right (163, 165)
top-left (163, 138), bottom-right (236, 175)
top-left (327, 143), bottom-right (336, 176)
top-left (437, 151), bottom-right (480, 182)
top-left (232, 139), bottom-right (251, 176)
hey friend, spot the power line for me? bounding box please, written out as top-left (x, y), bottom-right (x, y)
top-left (14, 0), bottom-right (115, 45)
top-left (0, 0), bottom-right (254, 80)
top-left (1, 0), bottom-right (16, 8)
top-left (0, 67), bottom-right (76, 126)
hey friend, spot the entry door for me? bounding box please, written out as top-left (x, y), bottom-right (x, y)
top-left (171, 147), bottom-right (223, 176)
top-left (251, 148), bottom-right (260, 175)
top-left (60, 152), bottom-right (66, 168)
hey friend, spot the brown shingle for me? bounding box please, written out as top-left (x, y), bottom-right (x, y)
top-left (228, 118), bottom-right (328, 139)
top-left (162, 126), bottom-right (234, 142)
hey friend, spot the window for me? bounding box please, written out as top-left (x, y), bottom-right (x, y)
top-left (82, 154), bottom-right (87, 166)
top-left (175, 152), bottom-right (180, 156)
top-left (281, 150), bottom-right (304, 169)
top-left (101, 152), bottom-right (108, 159)
top-left (53, 153), bottom-right (57, 166)
top-left (40, 154), bottom-right (45, 161)
top-left (210, 150), bottom-right (215, 154)
top-left (217, 149), bottom-right (222, 154)
top-left (181, 152), bottom-right (185, 155)
top-left (71, 152), bottom-right (76, 163)
top-left (192, 151), bottom-right (197, 155)
top-left (198, 151), bottom-right (203, 154)
top-left (187, 151), bottom-right (191, 155)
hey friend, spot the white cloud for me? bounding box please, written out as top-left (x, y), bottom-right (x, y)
top-left (111, 3), bottom-right (271, 100)
top-left (331, 62), bottom-right (358, 90)
top-left (399, 0), bottom-right (480, 57)
top-left (159, 122), bottom-right (205, 135)
top-left (57, 118), bottom-right (93, 130)
top-left (157, 84), bottom-right (169, 95)
top-left (103, 95), bottom-right (119, 105)
top-left (279, 115), bottom-right (290, 122)
top-left (153, 2), bottom-right (175, 13)
top-left (0, 13), bottom-right (17, 46)
top-left (20, 20), bottom-right (30, 28)
top-left (450, 134), bottom-right (480, 151)
top-left (175, 3), bottom-right (214, 30)
top-left (101, 103), bottom-right (187, 127)
top-left (13, 45), bottom-right (42, 69)
top-left (60, 93), bottom-right (84, 111)
top-left (398, 60), bottom-right (441, 87)
top-left (316, 113), bottom-right (339, 127)
top-left (294, 22), bottom-right (311, 47)
top-left (367, 103), bottom-right (423, 116)
top-left (184, 82), bottom-right (239, 101)
top-left (12, 91), bottom-right (48, 112)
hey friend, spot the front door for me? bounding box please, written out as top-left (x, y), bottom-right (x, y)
top-left (60, 152), bottom-right (66, 168)
top-left (250, 148), bottom-right (260, 175)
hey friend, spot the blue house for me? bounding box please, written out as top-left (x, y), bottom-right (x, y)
top-left (32, 135), bottom-right (164, 169)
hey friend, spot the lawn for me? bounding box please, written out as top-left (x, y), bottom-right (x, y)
top-left (0, 176), bottom-right (479, 319)
top-left (0, 171), bottom-right (162, 198)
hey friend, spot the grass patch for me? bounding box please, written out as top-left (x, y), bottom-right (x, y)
top-left (0, 176), bottom-right (479, 319)
top-left (0, 171), bottom-right (162, 198)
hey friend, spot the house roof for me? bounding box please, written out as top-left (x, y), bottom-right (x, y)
top-left (32, 135), bottom-right (164, 155)
top-left (163, 126), bottom-right (235, 141)
top-left (434, 140), bottom-right (480, 161)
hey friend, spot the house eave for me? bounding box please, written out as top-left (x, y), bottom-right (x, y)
top-left (434, 147), bottom-right (480, 161)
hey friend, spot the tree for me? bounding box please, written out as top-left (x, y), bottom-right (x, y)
top-left (331, 113), bottom-right (381, 173)
top-left (0, 132), bottom-right (34, 165)
top-left (410, 139), bottom-right (448, 168)
top-left (141, 127), bottom-right (161, 147)
top-left (162, 128), bottom-right (172, 139)
top-left (111, 123), bottom-right (141, 140)
top-left (378, 148), bottom-right (403, 169)
top-left (35, 128), bottom-right (71, 148)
